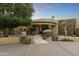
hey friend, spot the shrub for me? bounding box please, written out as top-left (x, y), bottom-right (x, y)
top-left (72, 35), bottom-right (77, 37)
top-left (20, 36), bottom-right (32, 44)
top-left (41, 32), bottom-right (52, 38)
top-left (52, 35), bottom-right (58, 41)
top-left (20, 36), bottom-right (26, 43)
top-left (42, 35), bottom-right (47, 40)
top-left (60, 38), bottom-right (74, 42)
top-left (22, 37), bottom-right (32, 44)
top-left (75, 28), bottom-right (79, 36)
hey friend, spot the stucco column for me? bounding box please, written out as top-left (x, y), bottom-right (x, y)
top-left (39, 25), bottom-right (42, 33)
top-left (54, 21), bottom-right (58, 34)
top-left (49, 25), bottom-right (52, 30)
top-left (35, 26), bottom-right (39, 35)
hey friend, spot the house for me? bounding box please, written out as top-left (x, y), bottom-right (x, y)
top-left (29, 18), bottom-right (58, 35)
top-left (30, 18), bottom-right (79, 36)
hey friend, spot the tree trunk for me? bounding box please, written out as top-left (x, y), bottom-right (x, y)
top-left (8, 28), bottom-right (14, 35)
top-left (3, 28), bottom-right (9, 37)
top-left (64, 27), bottom-right (67, 36)
top-left (64, 26), bottom-right (67, 39)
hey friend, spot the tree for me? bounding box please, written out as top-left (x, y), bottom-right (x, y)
top-left (61, 21), bottom-right (68, 36)
top-left (14, 4), bottom-right (34, 26)
top-left (0, 4), bottom-right (14, 16)
top-left (29, 25), bottom-right (36, 35)
top-left (61, 20), bottom-right (70, 36)
top-left (0, 16), bottom-right (20, 37)
top-left (0, 3), bottom-right (34, 37)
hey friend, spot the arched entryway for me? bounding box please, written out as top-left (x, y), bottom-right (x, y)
top-left (32, 20), bottom-right (58, 34)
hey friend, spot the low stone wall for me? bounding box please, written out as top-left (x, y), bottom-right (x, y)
top-left (0, 37), bottom-right (20, 44)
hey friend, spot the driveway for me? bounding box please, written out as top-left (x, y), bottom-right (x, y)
top-left (0, 42), bottom-right (79, 56)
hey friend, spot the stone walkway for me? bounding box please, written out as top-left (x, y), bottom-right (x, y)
top-left (1, 42), bottom-right (79, 56)
top-left (33, 35), bottom-right (48, 44)
top-left (1, 35), bottom-right (79, 56)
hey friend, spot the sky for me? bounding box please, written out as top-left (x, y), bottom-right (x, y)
top-left (32, 3), bottom-right (79, 20)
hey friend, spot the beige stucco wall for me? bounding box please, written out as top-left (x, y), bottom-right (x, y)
top-left (52, 20), bottom-right (58, 34)
top-left (75, 19), bottom-right (79, 28)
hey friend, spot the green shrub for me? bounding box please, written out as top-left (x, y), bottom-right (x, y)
top-left (42, 36), bottom-right (47, 40)
top-left (41, 32), bottom-right (52, 39)
top-left (45, 32), bottom-right (52, 37)
top-left (60, 38), bottom-right (74, 42)
top-left (20, 36), bottom-right (26, 43)
top-left (52, 35), bottom-right (58, 41)
top-left (75, 28), bottom-right (79, 36)
top-left (23, 37), bottom-right (32, 44)
top-left (72, 35), bottom-right (77, 37)
top-left (20, 36), bottom-right (32, 44)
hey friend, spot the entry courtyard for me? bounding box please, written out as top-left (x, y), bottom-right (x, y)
top-left (0, 35), bottom-right (79, 56)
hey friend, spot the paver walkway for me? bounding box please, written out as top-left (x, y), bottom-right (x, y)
top-left (1, 35), bottom-right (79, 56)
top-left (33, 35), bottom-right (48, 44)
top-left (1, 42), bottom-right (79, 56)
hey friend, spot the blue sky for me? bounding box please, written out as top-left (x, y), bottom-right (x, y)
top-left (32, 3), bottom-right (79, 20)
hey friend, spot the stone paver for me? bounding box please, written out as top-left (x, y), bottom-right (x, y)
top-left (33, 35), bottom-right (48, 44)
top-left (0, 44), bottom-right (28, 56)
top-left (53, 42), bottom-right (79, 56)
top-left (0, 42), bottom-right (79, 56)
top-left (24, 43), bottom-right (70, 56)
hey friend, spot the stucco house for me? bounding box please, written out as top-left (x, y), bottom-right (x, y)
top-left (32, 18), bottom-right (58, 34)
top-left (29, 18), bottom-right (79, 36)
